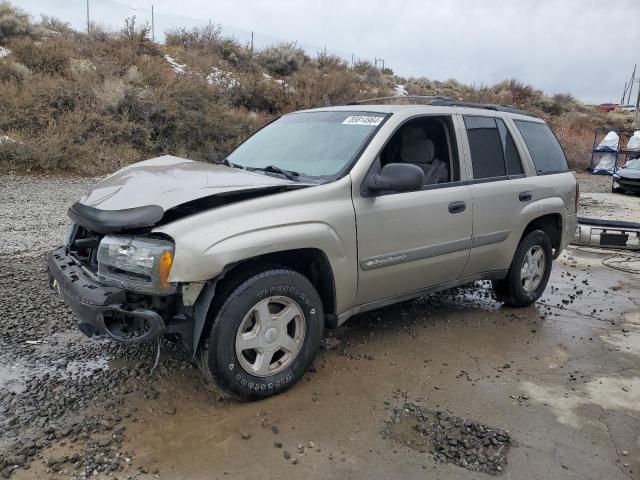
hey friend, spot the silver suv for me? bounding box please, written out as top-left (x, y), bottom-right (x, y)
top-left (48, 98), bottom-right (578, 400)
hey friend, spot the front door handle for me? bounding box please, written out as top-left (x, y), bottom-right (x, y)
top-left (519, 191), bottom-right (533, 202)
top-left (448, 201), bottom-right (466, 214)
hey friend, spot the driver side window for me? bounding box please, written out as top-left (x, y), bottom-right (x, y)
top-left (379, 116), bottom-right (460, 186)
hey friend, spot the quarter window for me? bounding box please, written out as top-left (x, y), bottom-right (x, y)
top-left (514, 120), bottom-right (568, 174)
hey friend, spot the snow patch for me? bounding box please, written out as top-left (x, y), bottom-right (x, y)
top-left (206, 67), bottom-right (238, 89)
top-left (0, 47), bottom-right (11, 58)
top-left (262, 72), bottom-right (286, 86)
top-left (163, 54), bottom-right (187, 74)
top-left (394, 84), bottom-right (408, 97)
top-left (0, 135), bottom-right (18, 144)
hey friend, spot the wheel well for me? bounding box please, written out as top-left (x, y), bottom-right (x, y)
top-left (522, 214), bottom-right (562, 252)
top-left (216, 249), bottom-right (336, 317)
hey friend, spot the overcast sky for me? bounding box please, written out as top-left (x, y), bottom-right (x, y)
top-left (16, 0), bottom-right (640, 104)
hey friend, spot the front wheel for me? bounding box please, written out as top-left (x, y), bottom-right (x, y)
top-left (492, 230), bottom-right (553, 307)
top-left (197, 268), bottom-right (324, 400)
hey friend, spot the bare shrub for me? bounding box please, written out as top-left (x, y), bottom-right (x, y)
top-left (120, 16), bottom-right (150, 43)
top-left (0, 1), bottom-right (620, 176)
top-left (38, 15), bottom-right (73, 36)
top-left (258, 42), bottom-right (308, 76)
top-left (70, 58), bottom-right (96, 79)
top-left (352, 60), bottom-right (385, 87)
top-left (165, 24), bottom-right (223, 50)
top-left (9, 37), bottom-right (70, 75)
top-left (0, 60), bottom-right (30, 82)
top-left (281, 65), bottom-right (378, 111)
top-left (94, 78), bottom-right (127, 112)
top-left (315, 51), bottom-right (347, 70)
top-left (0, 3), bottom-right (41, 42)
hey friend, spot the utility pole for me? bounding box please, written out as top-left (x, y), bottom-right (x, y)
top-left (86, 0), bottom-right (90, 34)
top-left (250, 30), bottom-right (254, 54)
top-left (635, 78), bottom-right (640, 125)
top-left (626, 64), bottom-right (636, 106)
top-left (621, 81), bottom-right (628, 106)
top-left (151, 4), bottom-right (155, 43)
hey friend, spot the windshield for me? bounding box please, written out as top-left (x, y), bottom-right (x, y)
top-left (624, 158), bottom-right (640, 170)
top-left (227, 111), bottom-right (387, 179)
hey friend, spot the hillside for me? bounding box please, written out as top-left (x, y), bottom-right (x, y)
top-left (0, 3), bottom-right (635, 174)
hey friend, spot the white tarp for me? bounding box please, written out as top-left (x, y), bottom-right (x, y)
top-left (596, 131), bottom-right (619, 151)
top-left (594, 152), bottom-right (617, 174)
top-left (627, 131), bottom-right (640, 151)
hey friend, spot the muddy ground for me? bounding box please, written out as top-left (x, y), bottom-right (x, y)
top-left (1, 173), bottom-right (639, 480)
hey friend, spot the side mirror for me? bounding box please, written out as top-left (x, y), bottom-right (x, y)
top-left (365, 163), bottom-right (425, 194)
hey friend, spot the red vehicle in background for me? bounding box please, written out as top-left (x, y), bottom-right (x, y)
top-left (597, 103), bottom-right (618, 112)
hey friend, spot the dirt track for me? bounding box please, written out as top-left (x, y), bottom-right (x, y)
top-left (1, 173), bottom-right (639, 480)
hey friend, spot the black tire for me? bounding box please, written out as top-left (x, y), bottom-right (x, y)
top-left (197, 267), bottom-right (324, 400)
top-left (491, 230), bottom-right (553, 307)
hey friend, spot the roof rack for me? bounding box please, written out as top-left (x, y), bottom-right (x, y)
top-left (347, 96), bottom-right (535, 117)
top-left (346, 95), bottom-right (452, 105)
top-left (429, 99), bottom-right (535, 117)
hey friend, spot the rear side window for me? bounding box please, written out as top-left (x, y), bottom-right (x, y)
top-left (514, 120), bottom-right (568, 174)
top-left (464, 116), bottom-right (506, 179)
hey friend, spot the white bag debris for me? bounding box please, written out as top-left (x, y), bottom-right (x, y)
top-left (596, 131), bottom-right (619, 152)
top-left (593, 152), bottom-right (617, 174)
top-left (627, 131), bottom-right (640, 151)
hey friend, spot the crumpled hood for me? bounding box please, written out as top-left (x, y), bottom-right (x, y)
top-left (80, 155), bottom-right (303, 210)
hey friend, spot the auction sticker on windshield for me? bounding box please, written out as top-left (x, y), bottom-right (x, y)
top-left (342, 115), bottom-right (384, 126)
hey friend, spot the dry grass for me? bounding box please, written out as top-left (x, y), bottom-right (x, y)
top-left (0, 2), bottom-right (637, 174)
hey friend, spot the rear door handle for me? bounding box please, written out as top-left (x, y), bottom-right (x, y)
top-left (448, 201), bottom-right (466, 214)
top-left (519, 191), bottom-right (533, 202)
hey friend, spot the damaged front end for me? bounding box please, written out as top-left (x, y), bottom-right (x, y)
top-left (47, 155), bottom-right (313, 357)
top-left (47, 225), bottom-right (210, 356)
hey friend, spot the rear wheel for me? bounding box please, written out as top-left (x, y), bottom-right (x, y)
top-left (492, 230), bottom-right (552, 307)
top-left (197, 268), bottom-right (324, 400)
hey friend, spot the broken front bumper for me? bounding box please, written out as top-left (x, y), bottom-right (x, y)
top-left (47, 247), bottom-right (166, 343)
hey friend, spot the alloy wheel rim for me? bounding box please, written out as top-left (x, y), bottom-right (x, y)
top-left (521, 245), bottom-right (545, 293)
top-left (235, 296), bottom-right (306, 377)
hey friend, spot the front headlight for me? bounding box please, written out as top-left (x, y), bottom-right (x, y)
top-left (97, 235), bottom-right (176, 294)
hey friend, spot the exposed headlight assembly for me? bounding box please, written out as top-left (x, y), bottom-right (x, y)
top-left (97, 236), bottom-right (175, 294)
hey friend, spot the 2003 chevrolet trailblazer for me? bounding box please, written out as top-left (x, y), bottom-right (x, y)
top-left (48, 98), bottom-right (578, 399)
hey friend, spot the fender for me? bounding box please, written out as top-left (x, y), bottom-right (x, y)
top-left (169, 221), bottom-right (356, 315)
top-left (510, 196), bottom-right (566, 258)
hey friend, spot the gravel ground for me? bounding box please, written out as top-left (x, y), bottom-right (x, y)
top-left (1, 174), bottom-right (638, 480)
top-left (574, 172), bottom-right (640, 222)
top-left (574, 172), bottom-right (613, 194)
top-left (0, 174), bottom-right (190, 478)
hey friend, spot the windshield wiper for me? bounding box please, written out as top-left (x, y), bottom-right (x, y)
top-left (250, 165), bottom-right (300, 181)
top-left (219, 158), bottom-right (244, 169)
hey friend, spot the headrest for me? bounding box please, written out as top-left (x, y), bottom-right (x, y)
top-left (401, 137), bottom-right (435, 165)
top-left (403, 127), bottom-right (427, 140)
